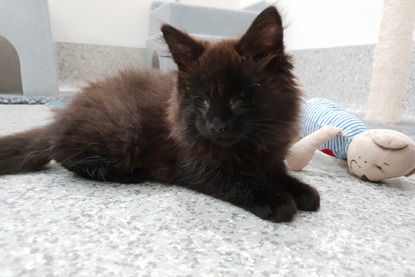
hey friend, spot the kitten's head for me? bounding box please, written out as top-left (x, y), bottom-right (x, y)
top-left (163, 7), bottom-right (301, 161)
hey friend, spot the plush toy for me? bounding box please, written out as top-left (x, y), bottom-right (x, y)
top-left (286, 98), bottom-right (415, 182)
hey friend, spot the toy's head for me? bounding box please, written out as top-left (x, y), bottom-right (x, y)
top-left (347, 129), bottom-right (415, 181)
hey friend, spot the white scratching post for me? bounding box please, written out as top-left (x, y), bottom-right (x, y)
top-left (366, 0), bottom-right (415, 124)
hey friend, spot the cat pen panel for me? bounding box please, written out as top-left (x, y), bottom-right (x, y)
top-left (146, 1), bottom-right (266, 71)
top-left (0, 0), bottom-right (58, 96)
top-left (0, 36), bottom-right (23, 95)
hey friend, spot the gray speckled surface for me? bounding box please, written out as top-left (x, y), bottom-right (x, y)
top-left (361, 113), bottom-right (415, 141)
top-left (0, 105), bottom-right (414, 276)
top-left (0, 94), bottom-right (53, 104)
top-left (54, 42), bottom-right (415, 117)
top-left (290, 44), bottom-right (415, 117)
top-left (56, 43), bottom-right (147, 91)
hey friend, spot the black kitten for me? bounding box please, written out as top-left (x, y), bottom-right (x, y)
top-left (0, 6), bottom-right (319, 222)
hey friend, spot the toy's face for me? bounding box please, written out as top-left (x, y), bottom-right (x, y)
top-left (349, 150), bottom-right (402, 181)
top-left (347, 130), bottom-right (415, 182)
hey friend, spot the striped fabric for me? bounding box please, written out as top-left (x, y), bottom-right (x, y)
top-left (299, 98), bottom-right (367, 159)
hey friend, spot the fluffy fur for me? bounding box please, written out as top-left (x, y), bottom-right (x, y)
top-left (0, 7), bottom-right (319, 222)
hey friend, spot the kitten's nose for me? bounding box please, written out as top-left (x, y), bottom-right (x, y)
top-left (209, 117), bottom-right (226, 133)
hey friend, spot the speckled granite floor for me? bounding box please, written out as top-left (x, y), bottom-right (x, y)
top-left (0, 105), bottom-right (414, 277)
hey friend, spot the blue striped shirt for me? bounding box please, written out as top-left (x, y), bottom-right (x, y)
top-left (299, 98), bottom-right (367, 159)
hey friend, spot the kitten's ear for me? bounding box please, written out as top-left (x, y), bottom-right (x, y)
top-left (161, 24), bottom-right (205, 71)
top-left (236, 6), bottom-right (284, 61)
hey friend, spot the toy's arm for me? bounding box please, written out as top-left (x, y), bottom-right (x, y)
top-left (286, 126), bottom-right (345, 170)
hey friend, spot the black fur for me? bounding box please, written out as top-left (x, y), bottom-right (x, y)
top-left (0, 6), bottom-right (319, 222)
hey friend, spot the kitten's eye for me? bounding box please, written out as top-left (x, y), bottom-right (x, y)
top-left (230, 98), bottom-right (243, 111)
top-left (247, 83), bottom-right (261, 93)
top-left (230, 94), bottom-right (251, 111)
top-left (193, 96), bottom-right (209, 111)
top-left (240, 91), bottom-right (252, 101)
top-left (230, 85), bottom-right (258, 111)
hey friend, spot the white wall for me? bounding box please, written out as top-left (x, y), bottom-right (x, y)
top-left (48, 0), bottom-right (415, 50)
top-left (48, 0), bottom-right (149, 48)
top-left (277, 0), bottom-right (384, 50)
top-left (48, 0), bottom-right (239, 48)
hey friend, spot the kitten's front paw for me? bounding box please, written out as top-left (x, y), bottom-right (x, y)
top-left (295, 186), bottom-right (320, 211)
top-left (278, 175), bottom-right (320, 212)
top-left (251, 190), bottom-right (298, 222)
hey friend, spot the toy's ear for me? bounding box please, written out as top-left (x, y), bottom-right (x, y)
top-left (368, 129), bottom-right (411, 150)
top-left (405, 168), bottom-right (415, 177)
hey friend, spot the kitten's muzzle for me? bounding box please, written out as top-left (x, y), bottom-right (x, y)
top-left (209, 117), bottom-right (226, 133)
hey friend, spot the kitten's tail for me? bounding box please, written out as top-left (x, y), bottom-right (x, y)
top-left (0, 126), bottom-right (53, 175)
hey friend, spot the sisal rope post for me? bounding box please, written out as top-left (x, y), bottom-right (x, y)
top-left (366, 0), bottom-right (415, 124)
